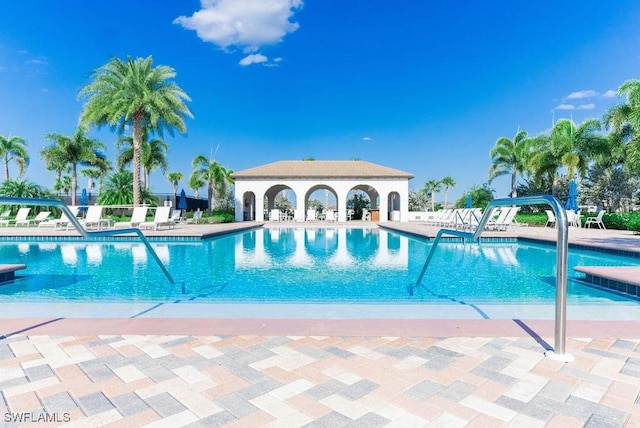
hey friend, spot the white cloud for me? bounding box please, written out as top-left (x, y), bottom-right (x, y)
top-left (362, 136), bottom-right (372, 141)
top-left (602, 89), bottom-right (617, 98)
top-left (174, 0), bottom-right (303, 53)
top-left (566, 90), bottom-right (598, 99)
top-left (239, 53), bottom-right (268, 66)
top-left (577, 103), bottom-right (595, 110)
top-left (555, 104), bottom-right (576, 110)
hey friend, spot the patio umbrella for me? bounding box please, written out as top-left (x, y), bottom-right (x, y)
top-left (465, 194), bottom-right (472, 208)
top-left (565, 180), bottom-right (579, 212)
top-left (178, 189), bottom-right (188, 211)
top-left (79, 188), bottom-right (88, 214)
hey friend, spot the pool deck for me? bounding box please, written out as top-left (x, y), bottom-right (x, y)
top-left (1, 222), bottom-right (640, 426)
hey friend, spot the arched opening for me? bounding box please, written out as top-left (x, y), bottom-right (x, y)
top-left (305, 185), bottom-right (338, 221)
top-left (264, 185), bottom-right (297, 220)
top-left (242, 191), bottom-right (256, 221)
top-left (388, 191), bottom-right (401, 221)
top-left (348, 185), bottom-right (380, 221)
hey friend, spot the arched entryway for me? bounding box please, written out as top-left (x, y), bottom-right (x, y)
top-left (242, 191), bottom-right (256, 221)
top-left (388, 191), bottom-right (401, 221)
top-left (305, 184), bottom-right (338, 220)
top-left (349, 184), bottom-right (380, 221)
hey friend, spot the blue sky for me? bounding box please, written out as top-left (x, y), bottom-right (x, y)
top-left (1, 0), bottom-right (640, 202)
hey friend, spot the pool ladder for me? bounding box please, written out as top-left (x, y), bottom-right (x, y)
top-left (0, 197), bottom-right (175, 285)
top-left (414, 195), bottom-right (573, 361)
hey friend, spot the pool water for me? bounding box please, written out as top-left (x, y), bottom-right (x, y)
top-left (0, 228), bottom-right (637, 304)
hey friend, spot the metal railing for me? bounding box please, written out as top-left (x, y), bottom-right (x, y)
top-left (413, 195), bottom-right (573, 361)
top-left (0, 197), bottom-right (175, 284)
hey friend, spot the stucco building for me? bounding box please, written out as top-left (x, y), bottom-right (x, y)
top-left (232, 160), bottom-right (414, 222)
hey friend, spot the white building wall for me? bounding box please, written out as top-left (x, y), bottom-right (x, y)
top-left (234, 178), bottom-right (410, 222)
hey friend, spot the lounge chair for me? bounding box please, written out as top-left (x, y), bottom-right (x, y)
top-left (270, 209), bottom-right (281, 222)
top-left (187, 210), bottom-right (203, 224)
top-left (306, 209), bottom-right (316, 222)
top-left (113, 206), bottom-right (149, 229)
top-left (325, 210), bottom-right (336, 222)
top-left (544, 210), bottom-right (556, 228)
top-left (139, 206), bottom-right (174, 230)
top-left (0, 207), bottom-right (31, 227)
top-left (585, 210), bottom-right (606, 229)
top-left (362, 209), bottom-right (371, 221)
top-left (72, 206), bottom-right (112, 230)
top-left (169, 209), bottom-right (184, 224)
top-left (17, 211), bottom-right (51, 227)
top-left (39, 206), bottom-right (80, 230)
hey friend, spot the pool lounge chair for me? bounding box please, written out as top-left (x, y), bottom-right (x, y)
top-left (17, 211), bottom-right (51, 227)
top-left (325, 210), bottom-right (336, 222)
top-left (585, 210), bottom-right (606, 229)
top-left (71, 206), bottom-right (112, 230)
top-left (0, 207), bottom-right (31, 227)
top-left (169, 209), bottom-right (184, 224)
top-left (306, 209), bottom-right (316, 222)
top-left (39, 206), bottom-right (80, 230)
top-left (544, 210), bottom-right (556, 228)
top-left (187, 210), bottom-right (203, 224)
top-left (139, 206), bottom-right (174, 231)
top-left (114, 206), bottom-right (149, 229)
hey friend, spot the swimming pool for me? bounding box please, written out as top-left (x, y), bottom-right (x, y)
top-left (0, 227), bottom-right (638, 307)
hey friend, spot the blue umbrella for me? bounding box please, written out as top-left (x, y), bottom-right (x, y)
top-left (465, 194), bottom-right (472, 208)
top-left (565, 180), bottom-right (579, 212)
top-left (178, 189), bottom-right (187, 211)
top-left (79, 188), bottom-right (88, 214)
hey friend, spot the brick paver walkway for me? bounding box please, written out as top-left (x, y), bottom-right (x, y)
top-left (1, 333), bottom-right (639, 427)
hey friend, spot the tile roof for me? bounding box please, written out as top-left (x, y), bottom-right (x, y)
top-left (232, 160), bottom-right (414, 179)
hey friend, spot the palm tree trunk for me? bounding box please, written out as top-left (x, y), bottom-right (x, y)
top-left (71, 164), bottom-right (78, 206)
top-left (208, 185), bottom-right (213, 215)
top-left (132, 115), bottom-right (143, 205)
top-left (4, 156), bottom-right (9, 181)
top-left (444, 188), bottom-right (449, 208)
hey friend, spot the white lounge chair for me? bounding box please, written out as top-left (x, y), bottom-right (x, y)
top-left (17, 211), bottom-right (51, 227)
top-left (0, 208), bottom-right (31, 227)
top-left (169, 209), bottom-right (184, 224)
top-left (585, 210), bottom-right (606, 229)
top-left (544, 210), bottom-right (556, 228)
top-left (362, 209), bottom-right (371, 221)
top-left (187, 210), bottom-right (203, 224)
top-left (270, 209), bottom-right (281, 222)
top-left (325, 210), bottom-right (336, 222)
top-left (72, 206), bottom-right (111, 230)
top-left (39, 206), bottom-right (80, 230)
top-left (114, 206), bottom-right (149, 229)
top-left (306, 209), bottom-right (316, 222)
top-left (140, 206), bottom-right (174, 230)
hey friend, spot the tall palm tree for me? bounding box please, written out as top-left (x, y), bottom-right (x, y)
top-left (423, 179), bottom-right (441, 211)
top-left (0, 135), bottom-right (29, 180)
top-left (191, 155), bottom-right (225, 213)
top-left (79, 55), bottom-right (192, 205)
top-left (528, 119), bottom-right (606, 195)
top-left (116, 131), bottom-right (169, 189)
top-left (167, 172), bottom-right (183, 197)
top-left (43, 127), bottom-right (106, 205)
top-left (440, 176), bottom-right (456, 208)
top-left (40, 145), bottom-right (69, 196)
top-left (603, 78), bottom-right (640, 174)
top-left (188, 172), bottom-right (205, 199)
top-left (488, 129), bottom-right (532, 198)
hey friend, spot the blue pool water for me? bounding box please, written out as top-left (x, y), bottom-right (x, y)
top-left (0, 228), bottom-right (637, 305)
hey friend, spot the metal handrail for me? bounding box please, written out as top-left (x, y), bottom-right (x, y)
top-left (414, 195), bottom-right (572, 361)
top-left (0, 197), bottom-right (175, 284)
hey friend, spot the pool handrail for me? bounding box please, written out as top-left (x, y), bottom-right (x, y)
top-left (414, 195), bottom-right (572, 361)
top-left (0, 197), bottom-right (175, 284)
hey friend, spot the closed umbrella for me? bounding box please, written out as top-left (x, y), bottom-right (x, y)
top-left (178, 189), bottom-right (188, 211)
top-left (465, 194), bottom-right (472, 208)
top-left (80, 188), bottom-right (88, 215)
top-left (565, 180), bottom-right (579, 212)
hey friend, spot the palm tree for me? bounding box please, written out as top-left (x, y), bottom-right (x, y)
top-left (603, 78), bottom-right (640, 174)
top-left (188, 172), bottom-right (205, 199)
top-left (167, 172), bottom-right (183, 197)
top-left (98, 170), bottom-right (159, 206)
top-left (79, 55), bottom-right (192, 205)
top-left (423, 179), bottom-right (441, 211)
top-left (191, 155), bottom-right (225, 213)
top-left (440, 176), bottom-right (456, 208)
top-left (43, 127), bottom-right (106, 205)
top-left (116, 131), bottom-right (169, 189)
top-left (40, 145), bottom-right (69, 197)
top-left (528, 119), bottom-right (606, 195)
top-left (0, 135), bottom-right (29, 180)
top-left (488, 129), bottom-right (532, 197)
